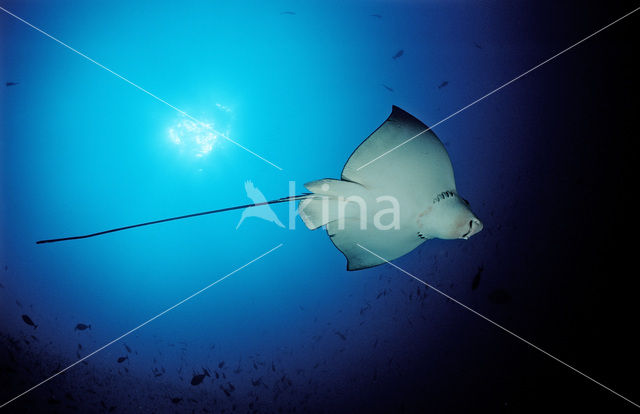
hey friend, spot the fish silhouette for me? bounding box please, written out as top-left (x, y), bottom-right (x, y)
top-left (392, 49), bottom-right (404, 60)
top-left (21, 314), bottom-right (37, 329)
top-left (471, 265), bottom-right (483, 290)
top-left (75, 323), bottom-right (91, 331)
top-left (191, 369), bottom-right (210, 386)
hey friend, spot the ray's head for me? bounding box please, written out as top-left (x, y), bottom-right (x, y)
top-left (418, 190), bottom-right (483, 240)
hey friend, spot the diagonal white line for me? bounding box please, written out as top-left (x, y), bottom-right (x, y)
top-left (0, 6), bottom-right (283, 171)
top-left (356, 6), bottom-right (640, 171)
top-left (356, 243), bottom-right (640, 409)
top-left (0, 243), bottom-right (283, 409)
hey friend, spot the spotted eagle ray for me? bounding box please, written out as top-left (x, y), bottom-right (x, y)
top-left (37, 106), bottom-right (482, 270)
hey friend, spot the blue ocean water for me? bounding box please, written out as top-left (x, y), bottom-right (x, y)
top-left (1, 1), bottom-right (639, 412)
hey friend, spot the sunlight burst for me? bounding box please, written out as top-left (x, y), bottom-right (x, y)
top-left (168, 118), bottom-right (219, 158)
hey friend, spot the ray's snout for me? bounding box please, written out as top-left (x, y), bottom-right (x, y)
top-left (461, 217), bottom-right (483, 239)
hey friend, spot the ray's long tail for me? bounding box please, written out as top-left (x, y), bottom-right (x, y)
top-left (36, 194), bottom-right (312, 244)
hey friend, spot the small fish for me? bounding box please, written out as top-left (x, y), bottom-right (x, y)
top-left (4, 265), bottom-right (7, 271)
top-left (382, 84), bottom-right (394, 92)
top-left (370, 14), bottom-right (382, 18)
top-left (359, 303), bottom-right (371, 315)
top-left (438, 81), bottom-right (449, 89)
top-left (473, 42), bottom-right (482, 49)
top-left (334, 331), bottom-right (346, 341)
top-left (6, 82), bottom-right (19, 87)
top-left (21, 314), bottom-right (37, 329)
top-left (471, 266), bottom-right (483, 290)
top-left (271, 361), bottom-right (276, 372)
top-left (124, 343), bottom-right (132, 353)
top-left (218, 361), bottom-right (225, 369)
top-left (117, 356), bottom-right (127, 363)
top-left (280, 11), bottom-right (296, 15)
top-left (488, 289), bottom-right (511, 304)
top-left (251, 378), bottom-right (262, 387)
top-left (75, 323), bottom-right (91, 331)
top-left (392, 49), bottom-right (404, 60)
top-left (170, 397), bottom-right (182, 404)
top-left (190, 369), bottom-right (210, 386)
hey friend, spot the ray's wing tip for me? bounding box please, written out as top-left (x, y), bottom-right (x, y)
top-left (346, 260), bottom-right (376, 271)
top-left (390, 104), bottom-right (407, 115)
top-left (389, 105), bottom-right (416, 121)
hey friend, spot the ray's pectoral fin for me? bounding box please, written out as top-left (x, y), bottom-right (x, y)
top-left (299, 177), bottom-right (424, 271)
top-left (326, 219), bottom-right (423, 271)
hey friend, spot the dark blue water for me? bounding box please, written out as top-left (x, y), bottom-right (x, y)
top-left (2, 1), bottom-right (639, 412)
